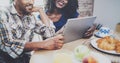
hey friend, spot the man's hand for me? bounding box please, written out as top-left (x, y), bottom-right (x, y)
top-left (42, 34), bottom-right (64, 50)
top-left (31, 6), bottom-right (51, 26)
top-left (31, 6), bottom-right (43, 12)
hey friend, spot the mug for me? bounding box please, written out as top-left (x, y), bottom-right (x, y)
top-left (116, 23), bottom-right (120, 33)
top-left (114, 23), bottom-right (120, 40)
top-left (95, 27), bottom-right (112, 37)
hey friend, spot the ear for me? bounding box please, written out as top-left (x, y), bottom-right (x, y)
top-left (14, 0), bottom-right (18, 5)
top-left (14, 0), bottom-right (17, 3)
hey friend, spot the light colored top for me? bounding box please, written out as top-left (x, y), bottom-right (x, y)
top-left (0, 4), bottom-right (55, 58)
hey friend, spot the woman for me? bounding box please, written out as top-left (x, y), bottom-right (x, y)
top-left (45, 0), bottom-right (96, 38)
top-left (46, 0), bottom-right (79, 32)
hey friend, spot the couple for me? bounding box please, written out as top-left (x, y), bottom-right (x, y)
top-left (0, 0), bottom-right (95, 63)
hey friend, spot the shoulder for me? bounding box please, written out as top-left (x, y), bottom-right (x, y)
top-left (0, 6), bottom-right (9, 21)
top-left (68, 11), bottom-right (79, 18)
top-left (73, 11), bottom-right (79, 17)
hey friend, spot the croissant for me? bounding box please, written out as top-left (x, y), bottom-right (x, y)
top-left (97, 36), bottom-right (120, 53)
top-left (115, 42), bottom-right (120, 53)
top-left (97, 36), bottom-right (116, 51)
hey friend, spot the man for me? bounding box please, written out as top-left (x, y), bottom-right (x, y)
top-left (0, 0), bottom-right (64, 63)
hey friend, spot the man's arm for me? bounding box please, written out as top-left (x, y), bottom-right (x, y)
top-left (32, 7), bottom-right (56, 39)
top-left (24, 34), bottom-right (64, 51)
top-left (32, 7), bottom-right (54, 27)
top-left (0, 19), bottom-right (64, 58)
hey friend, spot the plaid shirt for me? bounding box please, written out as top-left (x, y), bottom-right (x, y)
top-left (0, 4), bottom-right (55, 59)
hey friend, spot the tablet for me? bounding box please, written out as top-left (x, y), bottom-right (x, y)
top-left (63, 16), bottom-right (96, 43)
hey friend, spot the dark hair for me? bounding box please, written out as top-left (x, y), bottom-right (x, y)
top-left (46, 0), bottom-right (78, 19)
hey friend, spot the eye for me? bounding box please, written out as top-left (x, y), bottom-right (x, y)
top-left (62, 0), bottom-right (68, 3)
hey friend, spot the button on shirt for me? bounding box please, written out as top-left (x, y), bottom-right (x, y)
top-left (0, 4), bottom-right (55, 58)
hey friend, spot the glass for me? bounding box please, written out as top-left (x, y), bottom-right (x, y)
top-left (74, 45), bottom-right (90, 61)
top-left (53, 49), bottom-right (73, 63)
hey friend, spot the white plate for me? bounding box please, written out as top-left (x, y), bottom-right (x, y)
top-left (91, 38), bottom-right (120, 55)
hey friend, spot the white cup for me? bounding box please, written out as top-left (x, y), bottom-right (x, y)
top-left (95, 27), bottom-right (113, 37)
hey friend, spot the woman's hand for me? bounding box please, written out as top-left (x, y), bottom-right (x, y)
top-left (83, 24), bottom-right (96, 38)
top-left (56, 26), bottom-right (65, 34)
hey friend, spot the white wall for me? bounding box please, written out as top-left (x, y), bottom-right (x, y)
top-left (93, 0), bottom-right (120, 30)
top-left (0, 0), bottom-right (10, 6)
top-left (34, 0), bottom-right (45, 7)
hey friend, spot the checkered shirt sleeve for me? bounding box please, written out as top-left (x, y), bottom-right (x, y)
top-left (0, 10), bottom-right (25, 59)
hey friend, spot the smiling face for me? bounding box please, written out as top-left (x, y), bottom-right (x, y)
top-left (15, 0), bottom-right (34, 14)
top-left (55, 0), bottom-right (68, 9)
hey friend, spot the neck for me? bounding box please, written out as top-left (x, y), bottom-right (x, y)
top-left (53, 9), bottom-right (61, 14)
top-left (14, 4), bottom-right (24, 16)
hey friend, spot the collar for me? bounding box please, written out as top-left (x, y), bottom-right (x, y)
top-left (9, 3), bottom-right (18, 15)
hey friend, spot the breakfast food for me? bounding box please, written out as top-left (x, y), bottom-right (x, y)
top-left (97, 36), bottom-right (116, 50)
top-left (115, 42), bottom-right (120, 53)
top-left (82, 55), bottom-right (98, 63)
top-left (96, 36), bottom-right (120, 53)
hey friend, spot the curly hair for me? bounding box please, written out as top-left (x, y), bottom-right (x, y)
top-left (46, 0), bottom-right (78, 19)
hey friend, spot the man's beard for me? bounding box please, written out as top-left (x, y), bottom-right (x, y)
top-left (23, 11), bottom-right (31, 15)
top-left (23, 5), bottom-right (33, 15)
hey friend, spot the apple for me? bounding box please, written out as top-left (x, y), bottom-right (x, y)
top-left (82, 56), bottom-right (98, 63)
top-left (74, 45), bottom-right (90, 61)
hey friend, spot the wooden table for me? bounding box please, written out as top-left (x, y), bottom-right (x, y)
top-left (30, 35), bottom-right (120, 63)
